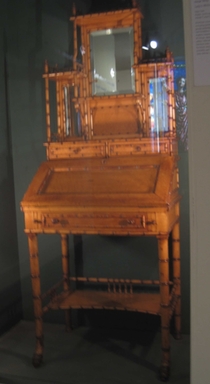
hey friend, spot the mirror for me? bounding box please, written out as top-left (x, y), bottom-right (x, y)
top-left (63, 85), bottom-right (82, 138)
top-left (90, 27), bottom-right (135, 95)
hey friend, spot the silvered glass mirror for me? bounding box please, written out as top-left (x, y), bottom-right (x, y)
top-left (90, 27), bottom-right (135, 95)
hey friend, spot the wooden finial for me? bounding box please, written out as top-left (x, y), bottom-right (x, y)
top-left (132, 0), bottom-right (137, 8)
top-left (72, 3), bottom-right (76, 16)
top-left (165, 47), bottom-right (172, 61)
top-left (44, 60), bottom-right (49, 73)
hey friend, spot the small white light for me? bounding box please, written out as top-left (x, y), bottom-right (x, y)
top-left (106, 29), bottom-right (112, 35)
top-left (142, 45), bottom-right (149, 51)
top-left (110, 68), bottom-right (115, 78)
top-left (150, 40), bottom-right (158, 49)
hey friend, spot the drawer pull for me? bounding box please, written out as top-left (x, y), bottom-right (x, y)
top-left (50, 218), bottom-right (69, 225)
top-left (119, 219), bottom-right (135, 226)
top-left (51, 218), bottom-right (60, 224)
top-left (34, 219), bottom-right (42, 224)
top-left (146, 220), bottom-right (156, 226)
top-left (141, 216), bottom-right (156, 228)
top-left (34, 218), bottom-right (46, 225)
top-left (127, 220), bottom-right (135, 225)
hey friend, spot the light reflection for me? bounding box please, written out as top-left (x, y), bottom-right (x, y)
top-left (80, 45), bottom-right (86, 55)
top-left (110, 68), bottom-right (115, 78)
top-left (150, 40), bottom-right (158, 49)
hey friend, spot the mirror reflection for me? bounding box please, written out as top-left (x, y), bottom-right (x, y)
top-left (90, 27), bottom-right (135, 95)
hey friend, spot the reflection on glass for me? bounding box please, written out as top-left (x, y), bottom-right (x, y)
top-left (49, 81), bottom-right (57, 137)
top-left (63, 85), bottom-right (81, 137)
top-left (64, 86), bottom-right (71, 136)
top-left (149, 78), bottom-right (168, 134)
top-left (90, 27), bottom-right (134, 95)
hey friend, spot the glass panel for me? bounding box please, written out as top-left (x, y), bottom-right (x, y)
top-left (149, 78), bottom-right (168, 134)
top-left (90, 27), bottom-right (134, 95)
top-left (63, 86), bottom-right (71, 136)
top-left (63, 85), bottom-right (82, 138)
top-left (49, 81), bottom-right (57, 141)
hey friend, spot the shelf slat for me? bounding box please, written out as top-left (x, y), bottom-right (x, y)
top-left (45, 290), bottom-right (162, 315)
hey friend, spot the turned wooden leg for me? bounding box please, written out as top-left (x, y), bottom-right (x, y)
top-left (28, 233), bottom-right (43, 367)
top-left (172, 219), bottom-right (181, 340)
top-left (61, 234), bottom-right (71, 331)
top-left (158, 235), bottom-right (170, 381)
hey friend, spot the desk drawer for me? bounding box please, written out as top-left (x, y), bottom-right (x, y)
top-left (40, 213), bottom-right (157, 233)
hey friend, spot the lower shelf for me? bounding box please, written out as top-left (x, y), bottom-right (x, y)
top-left (43, 290), bottom-right (162, 315)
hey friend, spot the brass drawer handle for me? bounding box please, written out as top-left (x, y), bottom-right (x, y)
top-left (141, 216), bottom-right (156, 228)
top-left (146, 220), bottom-right (156, 225)
top-left (50, 218), bottom-right (69, 226)
top-left (127, 220), bottom-right (135, 225)
top-left (51, 218), bottom-right (60, 224)
top-left (34, 219), bottom-right (42, 224)
top-left (119, 219), bottom-right (135, 226)
top-left (34, 217), bottom-right (46, 225)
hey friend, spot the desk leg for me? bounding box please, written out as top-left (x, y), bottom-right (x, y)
top-left (158, 235), bottom-right (170, 381)
top-left (28, 233), bottom-right (43, 367)
top-left (61, 234), bottom-right (71, 331)
top-left (172, 220), bottom-right (181, 340)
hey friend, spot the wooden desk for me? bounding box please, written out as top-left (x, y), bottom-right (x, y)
top-left (21, 153), bottom-right (181, 381)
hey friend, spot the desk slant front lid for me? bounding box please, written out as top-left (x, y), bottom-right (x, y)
top-left (21, 154), bottom-right (180, 236)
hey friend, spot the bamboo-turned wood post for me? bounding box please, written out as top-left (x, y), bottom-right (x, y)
top-left (56, 80), bottom-right (61, 137)
top-left (27, 233), bottom-right (43, 367)
top-left (61, 234), bottom-right (71, 331)
top-left (86, 30), bottom-right (92, 95)
top-left (167, 64), bottom-right (174, 137)
top-left (61, 82), bottom-right (66, 140)
top-left (59, 80), bottom-right (64, 138)
top-left (137, 9), bottom-right (142, 62)
top-left (84, 30), bottom-right (91, 138)
top-left (146, 70), bottom-right (151, 137)
top-left (44, 60), bottom-right (51, 142)
top-left (133, 9), bottom-right (138, 68)
top-left (172, 213), bottom-right (181, 339)
top-left (72, 3), bottom-right (77, 71)
top-left (171, 62), bottom-right (176, 136)
top-left (158, 235), bottom-right (170, 381)
top-left (139, 71), bottom-right (147, 135)
top-left (133, 4), bottom-right (142, 64)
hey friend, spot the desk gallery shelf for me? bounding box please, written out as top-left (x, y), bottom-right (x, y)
top-left (41, 277), bottom-right (179, 320)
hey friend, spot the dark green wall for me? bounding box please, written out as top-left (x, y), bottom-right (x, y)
top-left (0, 0), bottom-right (22, 334)
top-left (2, 0), bottom-right (190, 333)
